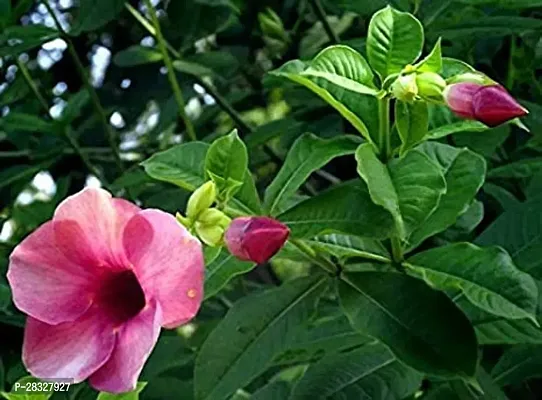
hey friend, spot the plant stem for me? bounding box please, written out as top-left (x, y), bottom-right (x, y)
top-left (16, 55), bottom-right (109, 186)
top-left (309, 0), bottom-right (339, 43)
top-left (290, 239), bottom-right (337, 275)
top-left (143, 0), bottom-right (196, 142)
top-left (506, 36), bottom-right (516, 90)
top-left (391, 236), bottom-right (403, 263)
top-left (378, 97), bottom-right (391, 161)
top-left (16, 59), bottom-right (49, 111)
top-left (41, 0), bottom-right (124, 172)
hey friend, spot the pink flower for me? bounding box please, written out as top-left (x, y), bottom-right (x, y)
top-left (7, 188), bottom-right (204, 393)
top-left (444, 83), bottom-right (528, 127)
top-left (224, 217), bottom-right (289, 264)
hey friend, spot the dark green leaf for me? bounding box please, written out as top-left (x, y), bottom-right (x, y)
top-left (113, 46), bottom-right (163, 67)
top-left (491, 345), bottom-right (542, 386)
top-left (278, 181), bottom-right (395, 240)
top-left (265, 134), bottom-right (360, 216)
top-left (339, 272), bottom-right (478, 379)
top-left (204, 252), bottom-right (254, 300)
top-left (290, 343), bottom-right (422, 400)
top-left (476, 197), bottom-right (542, 278)
top-left (408, 243), bottom-right (538, 322)
top-left (395, 100), bottom-right (429, 155)
top-left (407, 142), bottom-right (486, 250)
top-left (71, 0), bottom-right (125, 34)
top-left (0, 26), bottom-right (59, 57)
top-left (195, 276), bottom-right (328, 400)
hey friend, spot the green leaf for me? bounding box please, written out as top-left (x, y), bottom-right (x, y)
top-left (205, 130), bottom-right (248, 200)
top-left (492, 345), bottom-right (542, 386)
top-left (441, 57), bottom-right (476, 79)
top-left (457, 296), bottom-right (542, 345)
top-left (355, 143), bottom-right (404, 237)
top-left (407, 142), bottom-right (486, 250)
top-left (251, 382), bottom-right (291, 400)
top-left (476, 197), bottom-right (542, 279)
top-left (0, 26), bottom-right (60, 57)
top-left (113, 45), bottom-right (163, 67)
top-left (0, 112), bottom-right (61, 135)
top-left (339, 272), bottom-right (478, 379)
top-left (194, 276), bottom-right (328, 400)
top-left (265, 133), bottom-right (360, 216)
top-left (415, 38), bottom-right (442, 73)
top-left (0, 0), bottom-right (11, 30)
top-left (309, 234), bottom-right (391, 263)
top-left (366, 6), bottom-right (424, 79)
top-left (204, 252), bottom-right (255, 300)
top-left (277, 181), bottom-right (395, 240)
top-left (301, 45), bottom-right (378, 95)
top-left (272, 315), bottom-right (371, 366)
top-left (408, 243), bottom-right (539, 322)
top-left (141, 142), bottom-right (208, 191)
top-left (71, 0), bottom-right (124, 34)
top-left (290, 343), bottom-right (422, 400)
top-left (388, 148), bottom-right (447, 237)
top-left (142, 141), bottom-right (260, 214)
top-left (433, 16), bottom-right (542, 40)
top-left (488, 158), bottom-right (542, 180)
top-left (427, 120), bottom-right (489, 140)
top-left (172, 60), bottom-right (216, 78)
top-left (269, 59), bottom-right (379, 143)
top-left (356, 144), bottom-right (446, 239)
top-left (97, 382), bottom-right (147, 399)
top-left (395, 100), bottom-right (429, 155)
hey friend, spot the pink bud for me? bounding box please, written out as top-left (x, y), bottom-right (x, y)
top-left (444, 83), bottom-right (528, 127)
top-left (225, 217), bottom-right (290, 264)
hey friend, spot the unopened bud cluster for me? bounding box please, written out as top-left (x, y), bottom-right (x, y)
top-left (391, 66), bottom-right (527, 127)
top-left (177, 181), bottom-right (231, 247)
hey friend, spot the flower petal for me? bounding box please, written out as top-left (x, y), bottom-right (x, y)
top-left (23, 306), bottom-right (116, 383)
top-left (123, 210), bottom-right (204, 328)
top-left (8, 222), bottom-right (94, 325)
top-left (53, 188), bottom-right (140, 268)
top-left (89, 301), bottom-right (162, 393)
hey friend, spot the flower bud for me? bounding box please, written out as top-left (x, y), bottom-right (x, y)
top-left (195, 208), bottom-right (231, 247)
top-left (444, 83), bottom-right (528, 127)
top-left (392, 74), bottom-right (418, 103)
top-left (224, 217), bottom-right (290, 264)
top-left (416, 72), bottom-right (446, 103)
top-left (186, 181), bottom-right (217, 219)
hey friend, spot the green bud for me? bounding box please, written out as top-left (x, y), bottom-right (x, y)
top-left (198, 208), bottom-right (231, 228)
top-left (392, 74), bottom-right (418, 103)
top-left (258, 8), bottom-right (289, 42)
top-left (186, 181), bottom-right (217, 219)
top-left (194, 208), bottom-right (231, 247)
top-left (196, 224), bottom-right (226, 247)
top-left (416, 72), bottom-right (447, 103)
top-left (175, 212), bottom-right (192, 229)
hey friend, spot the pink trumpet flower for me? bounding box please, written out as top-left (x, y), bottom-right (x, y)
top-left (7, 188), bottom-right (204, 393)
top-left (225, 217), bottom-right (290, 264)
top-left (444, 82), bottom-right (528, 127)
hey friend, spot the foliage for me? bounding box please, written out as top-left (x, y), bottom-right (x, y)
top-left (1, 0), bottom-right (542, 399)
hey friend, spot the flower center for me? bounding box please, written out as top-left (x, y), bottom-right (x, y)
top-left (97, 270), bottom-right (146, 324)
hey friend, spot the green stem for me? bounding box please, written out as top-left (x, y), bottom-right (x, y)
top-left (143, 0), bottom-right (196, 142)
top-left (378, 97), bottom-right (391, 161)
top-left (506, 36), bottom-right (516, 90)
top-left (16, 59), bottom-right (48, 111)
top-left (290, 239), bottom-right (337, 275)
top-left (16, 54), bottom-right (109, 186)
top-left (391, 236), bottom-right (403, 263)
top-left (41, 0), bottom-right (124, 172)
top-left (309, 0), bottom-right (339, 43)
